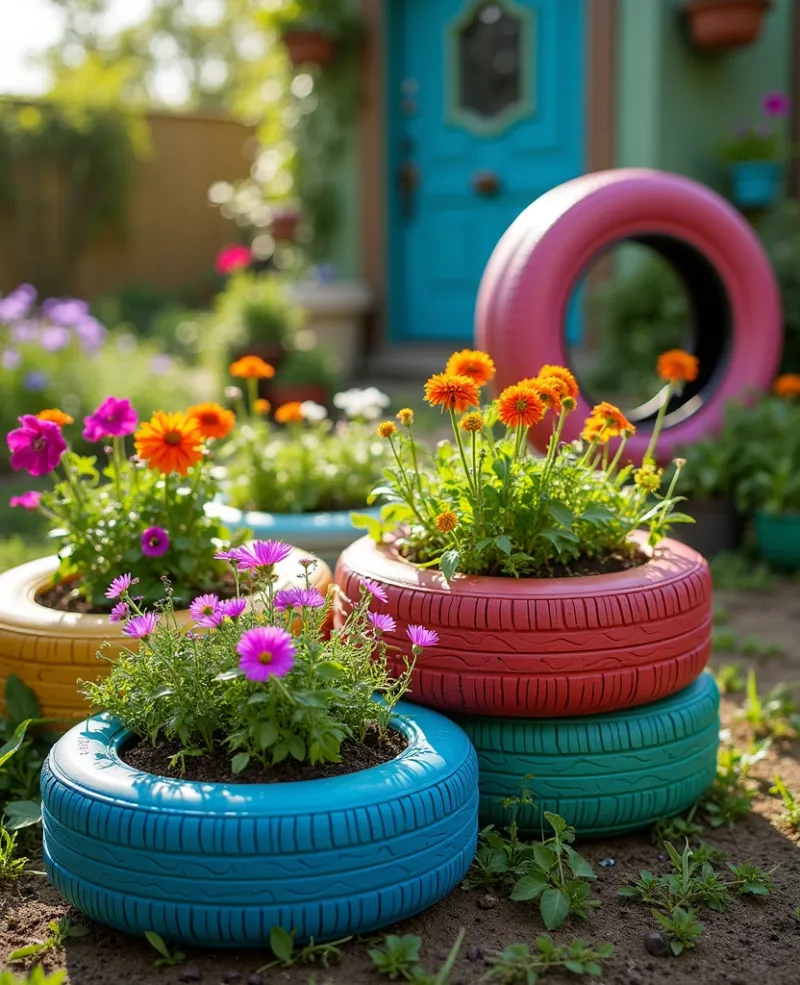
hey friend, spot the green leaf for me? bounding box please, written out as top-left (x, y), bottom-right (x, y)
top-left (316, 661), bottom-right (346, 680)
top-left (0, 720), bottom-right (33, 768)
top-left (532, 844), bottom-right (557, 870)
top-left (563, 960), bottom-right (585, 973)
top-left (539, 888), bottom-right (570, 930)
top-left (4, 675), bottom-right (41, 725)
top-left (351, 512), bottom-right (383, 541)
top-left (585, 961), bottom-right (603, 977)
top-left (247, 692), bottom-right (270, 705)
top-left (8, 942), bottom-right (48, 960)
top-left (670, 941), bottom-right (684, 956)
top-left (231, 752), bottom-right (250, 774)
top-left (544, 811), bottom-right (567, 836)
top-left (494, 535), bottom-right (512, 555)
top-left (439, 549), bottom-right (461, 583)
top-left (144, 931), bottom-right (170, 958)
top-left (269, 925), bottom-right (295, 963)
top-left (546, 502), bottom-right (575, 528)
top-left (510, 872), bottom-right (548, 901)
top-left (255, 722), bottom-right (278, 750)
top-left (564, 845), bottom-right (596, 879)
top-left (287, 734), bottom-right (306, 760)
top-left (293, 691), bottom-right (329, 708)
top-left (4, 799), bottom-right (42, 830)
top-left (214, 669), bottom-right (243, 682)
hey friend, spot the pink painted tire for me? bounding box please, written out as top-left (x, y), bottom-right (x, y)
top-left (475, 168), bottom-right (782, 463)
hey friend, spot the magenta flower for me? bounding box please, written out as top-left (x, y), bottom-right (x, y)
top-left (7, 415), bottom-right (67, 477)
top-left (362, 578), bottom-right (388, 604)
top-left (368, 612), bottom-right (396, 635)
top-left (105, 573), bottom-right (138, 599)
top-left (9, 490), bottom-right (41, 510)
top-left (40, 325), bottom-right (70, 352)
top-left (122, 612), bottom-right (159, 640)
top-left (274, 587), bottom-right (326, 611)
top-left (141, 526), bottom-right (170, 558)
top-left (215, 548), bottom-right (242, 561)
top-left (219, 598), bottom-right (247, 620)
top-left (407, 625), bottom-right (439, 649)
top-left (762, 91), bottom-right (790, 117)
top-left (237, 626), bottom-right (295, 682)
top-left (215, 244), bottom-right (252, 275)
top-left (109, 601), bottom-right (130, 623)
top-left (82, 397), bottom-right (138, 442)
top-left (189, 593), bottom-right (223, 628)
top-left (235, 540), bottom-right (293, 571)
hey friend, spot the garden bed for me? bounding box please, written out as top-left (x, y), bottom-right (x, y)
top-left (2, 576), bottom-right (800, 985)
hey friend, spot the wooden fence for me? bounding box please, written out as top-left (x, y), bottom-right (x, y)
top-left (0, 110), bottom-right (253, 301)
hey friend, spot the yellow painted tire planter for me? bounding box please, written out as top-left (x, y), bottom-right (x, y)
top-left (0, 551), bottom-right (333, 723)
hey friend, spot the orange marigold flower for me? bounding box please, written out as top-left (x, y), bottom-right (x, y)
top-left (458, 411), bottom-right (484, 432)
top-left (37, 408), bottom-right (74, 426)
top-left (774, 373), bottom-right (800, 398)
top-left (435, 510), bottom-right (458, 533)
top-left (531, 375), bottom-right (569, 415)
top-left (134, 411), bottom-right (205, 476)
top-left (424, 373), bottom-right (480, 414)
top-left (445, 349), bottom-right (496, 386)
top-left (581, 417), bottom-right (609, 445)
top-left (254, 398), bottom-right (271, 415)
top-left (229, 355), bottom-right (276, 379)
top-left (590, 401), bottom-right (634, 437)
top-left (657, 349), bottom-right (698, 384)
top-left (538, 365), bottom-right (579, 400)
top-left (274, 402), bottom-right (304, 424)
top-left (187, 402), bottom-right (235, 440)
top-left (497, 385), bottom-right (545, 429)
top-left (396, 407), bottom-right (414, 426)
top-left (377, 420), bottom-right (398, 438)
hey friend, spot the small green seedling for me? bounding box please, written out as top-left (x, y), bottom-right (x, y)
top-left (651, 809), bottom-right (703, 845)
top-left (739, 671), bottom-right (799, 739)
top-left (8, 919), bottom-right (89, 962)
top-left (709, 552), bottom-right (774, 591)
top-left (369, 929), bottom-right (465, 983)
top-left (144, 930), bottom-right (186, 967)
top-left (770, 774), bottom-right (800, 828)
top-left (651, 907), bottom-right (703, 955)
top-left (0, 825), bottom-right (27, 880)
top-left (482, 935), bottom-right (615, 983)
top-left (713, 662), bottom-right (746, 695)
top-left (702, 739), bottom-right (770, 827)
top-left (259, 926), bottom-right (352, 972)
top-left (0, 968), bottom-right (67, 985)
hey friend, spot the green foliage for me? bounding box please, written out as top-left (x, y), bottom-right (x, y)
top-left (0, 826), bottom-right (27, 880)
top-left (7, 919), bottom-right (89, 962)
top-left (261, 926), bottom-right (350, 971)
top-left (209, 273), bottom-right (304, 354)
top-left (770, 774), bottom-right (800, 828)
top-left (712, 628), bottom-right (783, 660)
top-left (0, 969), bottom-right (67, 985)
top-left (713, 662), bottom-right (747, 694)
top-left (651, 907), bottom-right (703, 956)
top-left (144, 931), bottom-right (185, 968)
top-left (368, 930), bottom-right (465, 984)
top-left (482, 937), bottom-right (614, 983)
top-left (765, 199), bottom-right (800, 373)
top-left (670, 418), bottom-right (748, 502)
top-left (278, 346), bottom-right (339, 388)
top-left (739, 670), bottom-right (800, 739)
top-left (709, 552), bottom-right (775, 592)
top-left (83, 558), bottom-right (412, 771)
top-left (701, 739), bottom-right (769, 828)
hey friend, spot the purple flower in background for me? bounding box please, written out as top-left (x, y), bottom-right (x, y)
top-left (407, 625), bottom-right (439, 649)
top-left (105, 573), bottom-right (137, 599)
top-left (189, 593), bottom-right (223, 628)
top-left (141, 526), bottom-right (170, 558)
top-left (23, 370), bottom-right (48, 392)
top-left (7, 415), bottom-right (66, 476)
top-left (122, 612), bottom-right (159, 640)
top-left (109, 601), bottom-right (130, 623)
top-left (41, 297), bottom-right (89, 327)
top-left (763, 91), bottom-right (790, 117)
top-left (219, 598), bottom-right (247, 620)
top-left (82, 397), bottom-right (138, 442)
top-left (74, 316), bottom-right (105, 350)
top-left (0, 284), bottom-right (36, 323)
top-left (235, 540), bottom-right (293, 571)
top-left (40, 325), bottom-right (71, 352)
top-left (368, 612), bottom-right (396, 635)
top-left (274, 587), bottom-right (326, 611)
top-left (11, 321), bottom-right (40, 344)
top-left (9, 490), bottom-right (42, 510)
top-left (1, 349), bottom-right (20, 370)
top-left (237, 626), bottom-right (295, 682)
top-left (214, 548), bottom-right (242, 561)
top-left (361, 578), bottom-right (388, 604)
top-left (150, 354), bottom-right (173, 376)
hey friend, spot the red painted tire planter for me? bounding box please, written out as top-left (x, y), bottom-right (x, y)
top-left (476, 168), bottom-right (782, 463)
top-left (334, 531), bottom-right (712, 718)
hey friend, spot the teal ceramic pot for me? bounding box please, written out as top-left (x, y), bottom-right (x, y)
top-left (754, 511), bottom-right (800, 569)
top-left (206, 501), bottom-right (381, 570)
top-left (730, 161), bottom-right (781, 209)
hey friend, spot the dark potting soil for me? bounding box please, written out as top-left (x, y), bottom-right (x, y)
top-left (36, 572), bottom-right (238, 615)
top-left (121, 725), bottom-right (408, 783)
top-left (401, 545), bottom-right (650, 579)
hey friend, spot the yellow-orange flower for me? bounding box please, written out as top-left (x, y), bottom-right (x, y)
top-left (634, 463), bottom-right (663, 492)
top-left (396, 407), bottom-right (414, 426)
top-left (377, 420), bottom-right (397, 438)
top-left (581, 417), bottom-right (609, 445)
top-left (254, 398), bottom-right (271, 415)
top-left (435, 511), bottom-right (458, 533)
top-left (657, 349), bottom-right (698, 384)
top-left (522, 375), bottom-right (568, 415)
top-left (274, 402), bottom-right (304, 424)
top-left (187, 402), bottom-right (235, 440)
top-left (229, 355), bottom-right (276, 379)
top-left (424, 373), bottom-right (480, 414)
top-left (497, 385), bottom-right (545, 429)
top-left (458, 411), bottom-right (484, 432)
top-left (537, 365), bottom-right (579, 401)
top-left (134, 411), bottom-right (205, 476)
top-left (590, 401), bottom-right (634, 437)
top-left (774, 373), bottom-right (800, 398)
top-left (37, 408), bottom-right (74, 426)
top-left (445, 349), bottom-right (496, 386)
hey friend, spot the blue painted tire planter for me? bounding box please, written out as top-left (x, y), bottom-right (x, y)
top-left (454, 673), bottom-right (720, 838)
top-left (754, 511), bottom-right (800, 570)
top-left (41, 704), bottom-right (478, 947)
top-left (205, 502), bottom-right (382, 570)
top-left (730, 161), bottom-right (781, 210)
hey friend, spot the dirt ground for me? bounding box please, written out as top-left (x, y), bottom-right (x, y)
top-left (3, 581), bottom-right (800, 985)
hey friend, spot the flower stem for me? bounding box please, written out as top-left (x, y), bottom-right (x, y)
top-left (643, 382), bottom-right (674, 464)
top-left (451, 411), bottom-right (477, 499)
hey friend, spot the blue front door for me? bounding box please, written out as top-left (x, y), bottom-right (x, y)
top-left (388, 0), bottom-right (586, 343)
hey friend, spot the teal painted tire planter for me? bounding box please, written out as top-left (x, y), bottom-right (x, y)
top-left (730, 161), bottom-right (781, 210)
top-left (206, 502), bottom-right (381, 570)
top-left (41, 705), bottom-right (478, 947)
top-left (455, 673), bottom-right (720, 838)
top-left (754, 511), bottom-right (800, 570)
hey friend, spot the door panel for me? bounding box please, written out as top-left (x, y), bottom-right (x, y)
top-left (388, 0), bottom-right (586, 343)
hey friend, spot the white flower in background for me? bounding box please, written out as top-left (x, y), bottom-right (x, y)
top-left (300, 401), bottom-right (328, 423)
top-left (333, 387), bottom-right (391, 421)
top-left (224, 385), bottom-right (244, 401)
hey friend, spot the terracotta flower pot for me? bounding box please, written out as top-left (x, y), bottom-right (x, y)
top-left (0, 551), bottom-right (332, 723)
top-left (335, 531), bottom-right (712, 718)
top-left (683, 0), bottom-right (771, 50)
top-left (282, 28), bottom-right (338, 68)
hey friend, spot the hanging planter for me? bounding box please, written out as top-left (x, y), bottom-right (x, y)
top-left (282, 27), bottom-right (338, 69)
top-left (683, 0), bottom-right (772, 51)
top-left (729, 160), bottom-right (782, 209)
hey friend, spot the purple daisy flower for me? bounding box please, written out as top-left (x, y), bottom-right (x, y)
top-left (236, 626), bottom-right (295, 682)
top-left (0, 284), bottom-right (36, 322)
top-left (214, 548), bottom-right (242, 561)
top-left (9, 490), bottom-right (41, 510)
top-left (82, 397), bottom-right (138, 442)
top-left (362, 578), bottom-right (388, 604)
top-left (189, 593), bottom-right (223, 628)
top-left (219, 597), bottom-right (247, 620)
top-left (368, 612), bottom-right (397, 635)
top-left (41, 297), bottom-right (89, 327)
top-left (122, 612), bottom-right (159, 640)
top-left (274, 587), bottom-right (326, 611)
top-left (234, 540), bottom-right (293, 571)
top-left (407, 625), bottom-right (439, 649)
top-left (297, 557), bottom-right (318, 568)
top-left (40, 325), bottom-right (70, 352)
top-left (12, 321), bottom-right (40, 344)
top-left (7, 415), bottom-right (67, 477)
top-left (141, 526), bottom-right (170, 558)
top-left (105, 573), bottom-right (137, 599)
top-left (74, 315), bottom-right (105, 350)
top-left (109, 601), bottom-right (130, 623)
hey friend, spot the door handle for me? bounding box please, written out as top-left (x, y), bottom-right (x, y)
top-left (398, 160), bottom-right (419, 221)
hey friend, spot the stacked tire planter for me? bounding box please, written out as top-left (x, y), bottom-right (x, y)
top-left (335, 530), bottom-right (720, 837)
